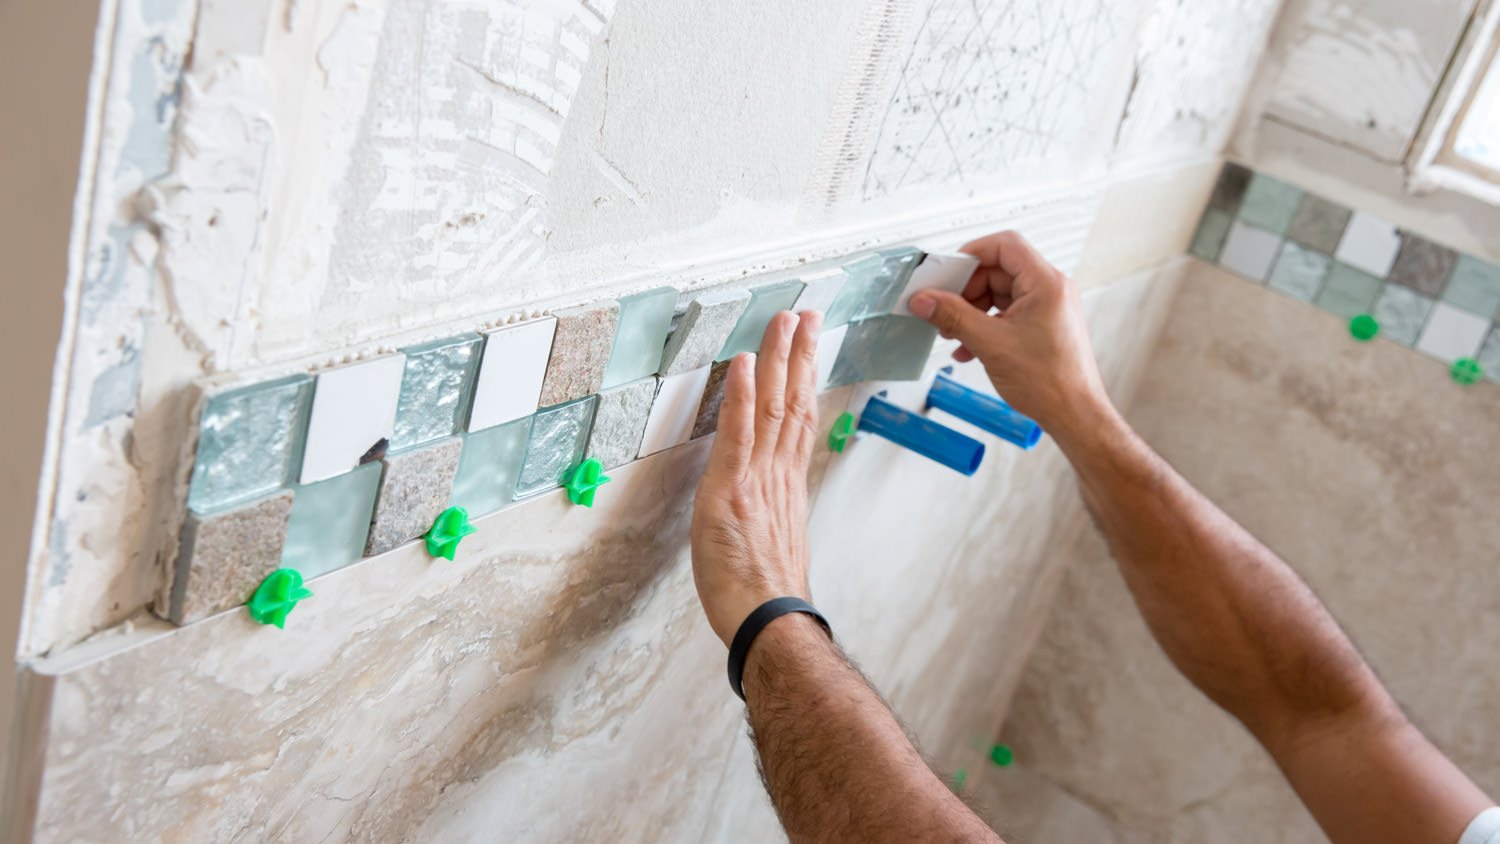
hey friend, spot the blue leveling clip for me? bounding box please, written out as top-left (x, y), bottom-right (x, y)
top-left (857, 395), bottom-right (985, 475)
top-left (926, 371), bottom-right (1043, 450)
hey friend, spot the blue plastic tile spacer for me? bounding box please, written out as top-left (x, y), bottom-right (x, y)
top-left (926, 371), bottom-right (1043, 450)
top-left (857, 395), bottom-right (985, 475)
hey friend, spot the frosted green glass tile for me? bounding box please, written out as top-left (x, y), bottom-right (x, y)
top-left (718, 280), bottom-right (806, 360)
top-left (1315, 263), bottom-right (1383, 319)
top-left (451, 417), bottom-right (533, 517)
top-left (1442, 255), bottom-right (1500, 319)
top-left (390, 334), bottom-right (482, 452)
top-left (602, 287), bottom-right (678, 388)
top-left (1372, 284), bottom-right (1435, 346)
top-left (826, 248), bottom-right (923, 326)
top-left (1266, 242), bottom-right (1331, 302)
top-left (280, 462), bottom-right (381, 580)
top-left (865, 317), bottom-right (939, 382)
top-left (825, 318), bottom-right (883, 388)
top-left (188, 374), bottom-right (313, 514)
top-left (516, 396), bottom-right (598, 498)
top-left (1189, 209), bottom-right (1232, 262)
top-left (1239, 173), bottom-right (1303, 234)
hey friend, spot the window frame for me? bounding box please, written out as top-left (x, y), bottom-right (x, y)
top-left (1408, 0), bottom-right (1500, 205)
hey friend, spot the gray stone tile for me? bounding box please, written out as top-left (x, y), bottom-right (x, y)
top-left (1207, 162), bottom-right (1252, 214)
top-left (587, 378), bottom-right (657, 469)
top-left (1266, 242), bottom-right (1332, 302)
top-left (366, 437), bottom-right (464, 555)
top-left (692, 361), bottom-right (733, 439)
top-left (1189, 209), bottom-right (1232, 262)
top-left (168, 491), bottom-right (294, 625)
top-left (659, 289), bottom-right (750, 375)
top-left (1389, 234), bottom-right (1458, 296)
top-left (1372, 284), bottom-right (1435, 346)
top-left (539, 301), bottom-right (620, 406)
top-left (1286, 194), bottom-right (1351, 253)
top-left (1238, 173), bottom-right (1303, 233)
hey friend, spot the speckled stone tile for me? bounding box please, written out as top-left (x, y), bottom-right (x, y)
top-left (167, 490), bottom-right (294, 625)
top-left (1314, 263), bottom-right (1384, 319)
top-left (539, 301), bottom-right (620, 407)
top-left (718, 280), bottom-right (805, 360)
top-left (516, 396), bottom-right (598, 498)
top-left (1266, 242), bottom-right (1332, 302)
top-left (1238, 173), bottom-right (1303, 234)
top-left (1286, 194), bottom-right (1351, 253)
top-left (1189, 209), bottom-right (1232, 262)
top-left (659, 289), bottom-right (750, 375)
top-left (1207, 162), bottom-right (1252, 214)
top-left (1389, 235), bottom-right (1458, 297)
top-left (1372, 284), bottom-right (1435, 346)
top-left (587, 377), bottom-right (657, 469)
top-left (366, 437), bottom-right (464, 555)
top-left (1442, 255), bottom-right (1500, 318)
top-left (450, 417), bottom-right (533, 517)
top-left (692, 361), bottom-right (733, 439)
top-left (281, 462), bottom-right (382, 580)
top-left (187, 375), bottom-right (312, 514)
top-left (391, 334), bottom-right (482, 451)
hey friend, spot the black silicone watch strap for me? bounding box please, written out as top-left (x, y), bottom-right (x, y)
top-left (727, 597), bottom-right (832, 701)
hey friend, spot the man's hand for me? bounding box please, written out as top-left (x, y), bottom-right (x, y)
top-left (691, 309), bottom-right (822, 646)
top-left (907, 231), bottom-right (1116, 447)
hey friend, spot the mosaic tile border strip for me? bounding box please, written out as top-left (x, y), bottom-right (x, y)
top-left (1191, 163), bottom-right (1500, 382)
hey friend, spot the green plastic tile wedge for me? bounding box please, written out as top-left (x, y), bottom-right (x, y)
top-left (718, 280), bottom-right (806, 360)
top-left (247, 568), bottom-right (313, 629)
top-left (188, 374), bottom-right (313, 514)
top-left (989, 744), bottom-right (1014, 767)
top-left (828, 412), bottom-right (856, 452)
top-left (1349, 314), bottom-right (1380, 341)
top-left (603, 287), bottom-right (678, 388)
top-left (564, 458), bottom-right (611, 507)
top-left (425, 505), bottom-right (476, 560)
top-left (1451, 357), bottom-right (1484, 385)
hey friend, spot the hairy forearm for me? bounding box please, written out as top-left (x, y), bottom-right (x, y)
top-left (743, 614), bottom-right (1001, 844)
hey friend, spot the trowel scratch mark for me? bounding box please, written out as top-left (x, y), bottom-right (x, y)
top-left (454, 58), bottom-right (564, 120)
top-left (584, 147), bottom-right (651, 214)
top-left (464, 136), bottom-right (550, 181)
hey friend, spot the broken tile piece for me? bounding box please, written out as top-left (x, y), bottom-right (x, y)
top-left (539, 301), bottom-right (620, 406)
top-left (719, 280), bottom-right (806, 360)
top-left (1266, 242), bottom-right (1332, 302)
top-left (793, 267), bottom-right (848, 320)
top-left (587, 377), bottom-right (657, 469)
top-left (168, 491), bottom-right (294, 625)
top-left (1443, 255), bottom-right (1500, 318)
top-left (301, 355), bottom-right (406, 484)
top-left (1414, 302), bottom-right (1490, 364)
top-left (1334, 212), bottom-right (1402, 278)
top-left (865, 317), bottom-right (939, 381)
top-left (894, 253), bottom-right (981, 317)
top-left (1286, 195), bottom-right (1351, 253)
top-left (469, 317), bottom-right (557, 431)
top-left (1238, 173), bottom-right (1303, 233)
top-left (390, 334), bottom-right (482, 452)
top-left (1207, 162), bottom-right (1252, 214)
top-left (451, 416), bottom-right (533, 517)
top-left (1388, 235), bottom-right (1458, 297)
top-left (1372, 284), bottom-right (1435, 346)
top-left (1189, 209), bottom-right (1233, 263)
top-left (516, 396), bottom-right (598, 498)
top-left (1314, 263), bottom-right (1384, 319)
top-left (1218, 221), bottom-right (1282, 282)
top-left (639, 367), bottom-right (711, 457)
top-left (366, 436), bottom-right (464, 555)
top-left (692, 361), bottom-right (734, 439)
top-left (659, 289), bottom-right (750, 375)
top-left (281, 462), bottom-right (382, 580)
top-left (602, 287), bottom-right (678, 389)
top-left (187, 374), bottom-right (312, 514)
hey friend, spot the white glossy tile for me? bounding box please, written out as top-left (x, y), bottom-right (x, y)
top-left (814, 324), bottom-right (849, 391)
top-left (469, 318), bottom-right (558, 432)
top-left (1218, 221), bottom-right (1282, 281)
top-left (893, 253), bottom-right (980, 316)
top-left (792, 267), bottom-right (847, 320)
top-left (1414, 302), bottom-right (1490, 363)
top-left (637, 367), bottom-right (711, 457)
top-left (1334, 211), bottom-right (1402, 278)
top-left (300, 355), bottom-right (406, 484)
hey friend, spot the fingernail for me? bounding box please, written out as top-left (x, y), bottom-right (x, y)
top-left (908, 293), bottom-right (936, 319)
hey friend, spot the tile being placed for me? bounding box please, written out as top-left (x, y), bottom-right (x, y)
top-left (1334, 211), bottom-right (1402, 278)
top-left (828, 248), bottom-right (924, 324)
top-left (826, 318), bottom-right (884, 389)
top-left (792, 267), bottom-right (847, 319)
top-left (187, 374), bottom-right (312, 514)
top-left (1372, 284), bottom-right (1435, 346)
top-left (1218, 221), bottom-right (1283, 282)
top-left (1238, 173), bottom-right (1303, 233)
top-left (1189, 209), bottom-right (1233, 263)
top-left (602, 287), bottom-right (677, 388)
top-left (1286, 194), bottom-right (1351, 253)
top-left (390, 334), bottom-right (482, 452)
top-left (692, 361), bottom-right (733, 439)
top-left (539, 301), bottom-right (620, 406)
top-left (1207, 162), bottom-right (1252, 214)
top-left (1266, 242), bottom-right (1332, 302)
top-left (366, 436), bottom-right (464, 555)
top-left (1314, 263), bottom-right (1384, 319)
top-left (814, 324), bottom-right (850, 391)
top-left (718, 280), bottom-right (805, 360)
top-left (516, 396), bottom-right (598, 498)
top-left (469, 317), bottom-right (557, 431)
top-left (300, 355), bottom-right (407, 484)
top-left (864, 317), bottom-right (939, 381)
top-left (281, 462), bottom-right (382, 580)
top-left (1476, 328), bottom-right (1500, 383)
top-left (168, 491), bottom-right (294, 625)
top-left (1414, 303), bottom-right (1491, 364)
top-left (1443, 255), bottom-right (1500, 318)
top-left (638, 367), bottom-right (711, 457)
top-left (587, 377), bottom-right (657, 469)
top-left (894, 253), bottom-right (981, 317)
top-left (1388, 235), bottom-right (1458, 297)
top-left (450, 417), bottom-right (533, 517)
top-left (659, 289), bottom-right (750, 375)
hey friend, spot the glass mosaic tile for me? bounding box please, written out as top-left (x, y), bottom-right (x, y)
top-left (516, 396), bottom-right (598, 498)
top-left (1389, 234), bottom-right (1458, 297)
top-left (1219, 221), bottom-right (1283, 281)
top-left (390, 334), bottom-right (482, 452)
top-left (718, 280), bottom-right (806, 360)
top-left (187, 374), bottom-right (313, 514)
top-left (826, 318), bottom-right (883, 388)
top-left (826, 248), bottom-right (923, 326)
top-left (1239, 173), bottom-right (1303, 234)
top-left (1415, 303), bottom-right (1490, 364)
top-left (792, 267), bottom-right (847, 317)
top-left (865, 316), bottom-right (939, 381)
top-left (280, 462), bottom-right (382, 580)
top-left (1314, 263), bottom-right (1383, 319)
top-left (1441, 255), bottom-right (1500, 318)
top-left (1372, 284), bottom-right (1435, 346)
top-left (451, 416), bottom-right (533, 517)
top-left (1189, 209), bottom-right (1232, 262)
top-left (1476, 328), bottom-right (1500, 383)
top-left (1266, 242), bottom-right (1331, 302)
top-left (602, 287), bottom-right (678, 388)
top-left (826, 254), bottom-right (884, 327)
top-left (1286, 195), bottom-right (1351, 253)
